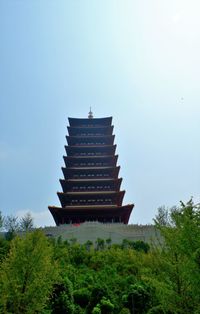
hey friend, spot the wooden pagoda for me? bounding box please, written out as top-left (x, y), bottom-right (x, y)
top-left (48, 110), bottom-right (134, 225)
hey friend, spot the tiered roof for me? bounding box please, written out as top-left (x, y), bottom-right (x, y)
top-left (48, 111), bottom-right (134, 225)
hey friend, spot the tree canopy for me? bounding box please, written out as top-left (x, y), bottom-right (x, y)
top-left (0, 200), bottom-right (199, 313)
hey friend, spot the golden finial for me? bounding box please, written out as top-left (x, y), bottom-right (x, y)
top-left (88, 107), bottom-right (93, 119)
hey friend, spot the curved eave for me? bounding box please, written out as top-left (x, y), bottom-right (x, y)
top-left (60, 177), bottom-right (122, 183)
top-left (60, 177), bottom-right (122, 192)
top-left (68, 117), bottom-right (112, 127)
top-left (65, 144), bottom-right (117, 156)
top-left (62, 166), bottom-right (120, 171)
top-left (66, 135), bottom-right (115, 146)
top-left (49, 204), bottom-right (134, 210)
top-left (63, 155), bottom-right (118, 167)
top-left (57, 190), bottom-right (125, 207)
top-left (63, 155), bottom-right (118, 160)
top-left (61, 166), bottom-right (120, 180)
top-left (66, 135), bottom-right (115, 140)
top-left (57, 190), bottom-right (125, 196)
top-left (63, 155), bottom-right (118, 169)
top-left (65, 144), bottom-right (116, 149)
top-left (48, 203), bottom-right (134, 225)
top-left (68, 125), bottom-right (114, 130)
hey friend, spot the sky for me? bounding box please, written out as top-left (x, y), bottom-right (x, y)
top-left (0, 0), bottom-right (200, 227)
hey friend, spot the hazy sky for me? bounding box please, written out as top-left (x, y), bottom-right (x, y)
top-left (0, 0), bottom-right (200, 226)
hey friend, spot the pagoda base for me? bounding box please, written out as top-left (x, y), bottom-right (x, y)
top-left (48, 204), bottom-right (134, 225)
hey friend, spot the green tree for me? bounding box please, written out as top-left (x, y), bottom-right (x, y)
top-left (95, 238), bottom-right (105, 250)
top-left (106, 238), bottom-right (112, 247)
top-left (154, 199), bottom-right (200, 313)
top-left (125, 283), bottom-right (153, 314)
top-left (20, 212), bottom-right (34, 232)
top-left (0, 211), bottom-right (3, 229)
top-left (0, 230), bottom-right (57, 314)
top-left (92, 306), bottom-right (101, 314)
top-left (86, 284), bottom-right (110, 314)
top-left (147, 305), bottom-right (166, 314)
top-left (74, 288), bottom-right (91, 308)
top-left (49, 276), bottom-right (75, 314)
top-left (0, 237), bottom-right (10, 263)
top-left (84, 240), bottom-right (93, 251)
top-left (119, 308), bottom-right (131, 314)
top-left (99, 297), bottom-right (114, 313)
top-left (122, 239), bottom-right (150, 253)
top-left (4, 215), bottom-right (19, 239)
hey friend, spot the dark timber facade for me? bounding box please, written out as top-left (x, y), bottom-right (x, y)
top-left (48, 111), bottom-right (134, 225)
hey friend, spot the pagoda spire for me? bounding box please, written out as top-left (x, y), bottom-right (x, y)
top-left (88, 107), bottom-right (93, 119)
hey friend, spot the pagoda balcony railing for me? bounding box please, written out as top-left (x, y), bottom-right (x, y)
top-left (72, 174), bottom-right (111, 179)
top-left (69, 199), bottom-right (114, 206)
top-left (73, 124), bottom-right (109, 128)
top-left (72, 142), bottom-right (106, 146)
top-left (71, 186), bottom-right (112, 191)
top-left (73, 133), bottom-right (108, 136)
top-left (74, 152), bottom-right (110, 156)
top-left (71, 162), bottom-right (112, 167)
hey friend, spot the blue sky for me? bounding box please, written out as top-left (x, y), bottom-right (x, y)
top-left (0, 0), bottom-right (200, 226)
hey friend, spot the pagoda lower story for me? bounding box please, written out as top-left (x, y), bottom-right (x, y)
top-left (49, 204), bottom-right (133, 225)
top-left (49, 112), bottom-right (134, 225)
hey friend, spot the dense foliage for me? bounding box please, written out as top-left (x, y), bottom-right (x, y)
top-left (0, 200), bottom-right (199, 313)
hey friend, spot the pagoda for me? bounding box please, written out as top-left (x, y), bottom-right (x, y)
top-left (48, 109), bottom-right (134, 225)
